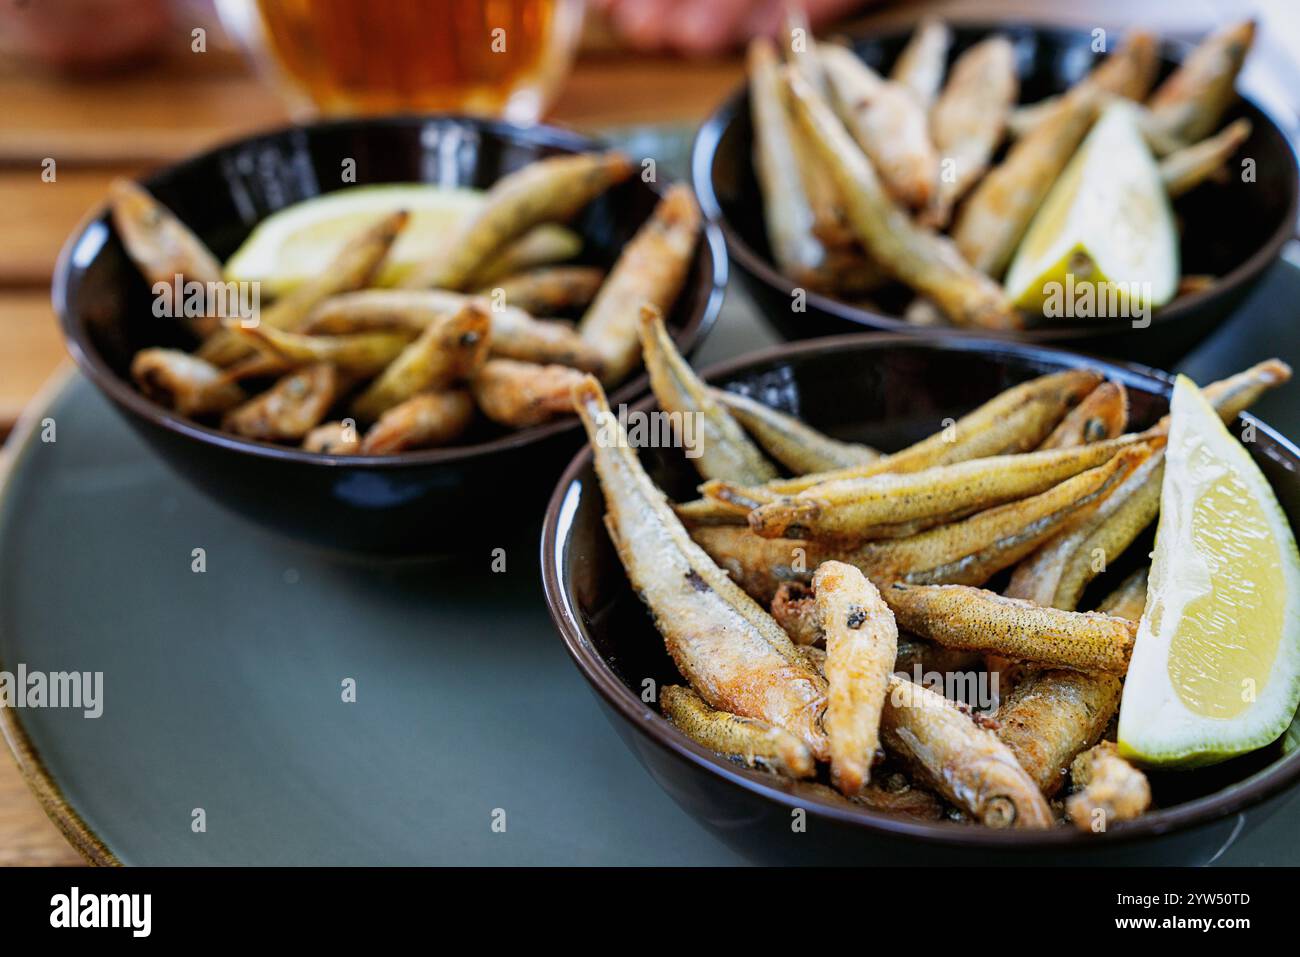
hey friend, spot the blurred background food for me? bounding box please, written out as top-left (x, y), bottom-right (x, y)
top-left (0, 0), bottom-right (1298, 863)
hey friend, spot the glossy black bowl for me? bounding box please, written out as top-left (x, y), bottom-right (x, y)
top-left (541, 334), bottom-right (1300, 864)
top-left (693, 23), bottom-right (1299, 367)
top-left (54, 115), bottom-right (726, 553)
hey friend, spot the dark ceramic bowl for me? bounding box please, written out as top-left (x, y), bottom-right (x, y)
top-left (542, 334), bottom-right (1300, 864)
top-left (54, 115), bottom-right (726, 553)
top-left (692, 23), bottom-right (1299, 368)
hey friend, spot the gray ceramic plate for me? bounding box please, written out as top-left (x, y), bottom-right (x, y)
top-left (6, 251), bottom-right (1300, 865)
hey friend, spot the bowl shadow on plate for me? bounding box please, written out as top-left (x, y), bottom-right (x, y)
top-left (56, 115), bottom-right (726, 554)
top-left (543, 334), bottom-right (1300, 864)
top-left (692, 23), bottom-right (1300, 368)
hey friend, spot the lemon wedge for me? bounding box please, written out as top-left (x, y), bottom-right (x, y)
top-left (1118, 375), bottom-right (1300, 767)
top-left (224, 184), bottom-right (580, 294)
top-left (1004, 100), bottom-right (1178, 319)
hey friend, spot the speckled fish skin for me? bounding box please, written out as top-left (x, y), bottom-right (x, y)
top-left (748, 37), bottom-right (827, 281)
top-left (1146, 20), bottom-right (1255, 146)
top-left (1012, 362), bottom-right (1288, 608)
top-left (711, 388), bottom-right (881, 474)
top-left (701, 368), bottom-right (1103, 505)
top-left (129, 348), bottom-right (245, 418)
top-left (883, 583), bottom-right (1137, 674)
top-left (846, 447), bottom-right (1145, 587)
top-left (109, 179), bottom-right (226, 339)
top-left (1160, 118), bottom-right (1252, 198)
top-left (1066, 741), bottom-right (1152, 831)
top-left (199, 210), bottom-right (409, 367)
top-left (639, 307), bottom-right (777, 485)
top-left (890, 17), bottom-right (951, 107)
top-left (577, 185), bottom-right (701, 387)
top-left (820, 45), bottom-right (938, 210)
top-left (953, 85), bottom-right (1100, 278)
top-left (398, 151), bottom-right (634, 291)
top-left (748, 434), bottom-right (1143, 542)
top-left (814, 562), bottom-right (898, 795)
top-left (780, 8), bottom-right (854, 250)
top-left (301, 420), bottom-right (361, 455)
top-left (1039, 381), bottom-right (1128, 449)
top-left (1097, 567), bottom-right (1149, 622)
top-left (923, 35), bottom-right (1018, 228)
top-left (691, 451), bottom-right (1136, 606)
top-left (995, 669), bottom-right (1124, 796)
top-left (351, 303), bottom-right (490, 423)
top-left (221, 362), bottom-right (340, 442)
top-left (661, 684), bottom-right (815, 778)
top-left (359, 390), bottom-right (475, 454)
top-left (1006, 30), bottom-right (1158, 140)
top-left (305, 289), bottom-right (606, 373)
top-left (472, 358), bottom-right (587, 427)
top-left (783, 69), bottom-right (1020, 329)
top-left (474, 266), bottom-right (605, 316)
top-left (234, 324), bottom-right (415, 377)
top-left (881, 675), bottom-right (1053, 827)
top-left (1005, 442), bottom-right (1163, 609)
top-left (573, 377), bottom-right (829, 759)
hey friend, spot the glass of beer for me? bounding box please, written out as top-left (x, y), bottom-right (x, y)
top-left (217, 0), bottom-right (585, 123)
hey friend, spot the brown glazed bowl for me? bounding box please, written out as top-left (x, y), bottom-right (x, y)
top-left (692, 23), bottom-right (1299, 368)
top-left (541, 334), bottom-right (1300, 864)
top-left (54, 115), bottom-right (726, 553)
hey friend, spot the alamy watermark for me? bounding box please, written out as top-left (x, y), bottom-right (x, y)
top-left (1041, 272), bottom-right (1154, 329)
top-left (593, 405), bottom-right (703, 459)
top-left (152, 274), bottom-right (260, 327)
top-left (0, 665), bottom-right (102, 718)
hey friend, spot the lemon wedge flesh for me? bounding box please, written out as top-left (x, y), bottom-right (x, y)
top-left (1005, 100), bottom-right (1178, 318)
top-left (1118, 375), bottom-right (1300, 767)
top-left (224, 183), bottom-right (579, 294)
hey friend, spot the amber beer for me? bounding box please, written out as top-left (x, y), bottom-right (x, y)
top-left (245, 0), bottom-right (583, 119)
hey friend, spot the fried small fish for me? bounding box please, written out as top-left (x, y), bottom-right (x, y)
top-left (661, 685), bottom-right (815, 779)
top-left (815, 562), bottom-right (898, 795)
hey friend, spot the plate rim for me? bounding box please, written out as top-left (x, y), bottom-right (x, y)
top-left (0, 366), bottom-right (119, 866)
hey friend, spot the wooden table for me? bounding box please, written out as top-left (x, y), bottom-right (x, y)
top-left (0, 0), bottom-right (1285, 866)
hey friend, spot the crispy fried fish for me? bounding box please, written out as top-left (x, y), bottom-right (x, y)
top-left (109, 179), bottom-right (226, 339)
top-left (351, 302), bottom-right (490, 422)
top-left (882, 675), bottom-right (1053, 827)
top-left (472, 358), bottom-right (587, 427)
top-left (1066, 742), bottom-right (1152, 831)
top-left (815, 562), bottom-right (898, 794)
top-left (199, 211), bottom-right (409, 366)
top-left (578, 185), bottom-right (702, 385)
top-left (639, 307), bottom-right (777, 484)
top-left (994, 669), bottom-right (1123, 796)
top-left (924, 35), bottom-right (1018, 228)
top-left (306, 289), bottom-right (606, 373)
top-left (882, 583), bottom-right (1137, 675)
top-left (359, 390), bottom-right (475, 454)
top-left (221, 363), bottom-right (340, 442)
top-left (1160, 118), bottom-right (1252, 198)
top-left (661, 685), bottom-right (815, 778)
top-left (1039, 381), bottom-right (1128, 449)
top-left (129, 348), bottom-right (245, 418)
top-left (1097, 566), bottom-right (1149, 622)
top-left (712, 389), bottom-right (880, 474)
top-left (399, 151), bottom-right (633, 290)
top-left (953, 86), bottom-right (1100, 278)
top-left (783, 69), bottom-right (1020, 329)
top-left (748, 434), bottom-right (1143, 542)
top-left (701, 368), bottom-right (1102, 507)
top-left (475, 266), bottom-right (605, 316)
top-left (1146, 20), bottom-right (1254, 146)
top-left (890, 17), bottom-right (951, 107)
top-left (573, 376), bottom-right (829, 758)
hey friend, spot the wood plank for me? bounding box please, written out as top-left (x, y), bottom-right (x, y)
top-left (0, 760), bottom-right (86, 866)
top-left (0, 169), bottom-right (141, 286)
